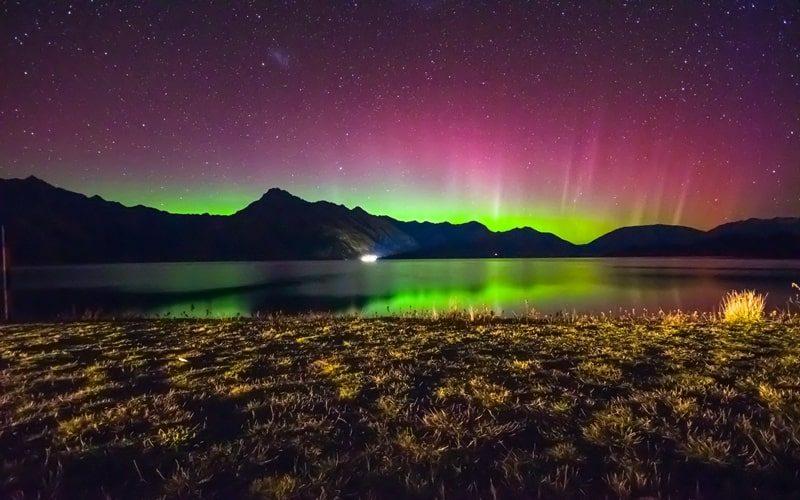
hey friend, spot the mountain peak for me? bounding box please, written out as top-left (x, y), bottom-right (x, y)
top-left (236, 187), bottom-right (304, 214)
top-left (0, 175), bottom-right (58, 191)
top-left (264, 187), bottom-right (293, 197)
top-left (15, 175), bottom-right (52, 187)
top-left (258, 187), bottom-right (304, 202)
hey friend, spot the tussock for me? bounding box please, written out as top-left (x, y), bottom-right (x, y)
top-left (720, 290), bottom-right (766, 323)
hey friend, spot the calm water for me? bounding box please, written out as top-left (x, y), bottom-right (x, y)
top-left (7, 258), bottom-right (800, 320)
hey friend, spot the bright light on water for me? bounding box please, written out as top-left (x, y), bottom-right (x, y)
top-left (359, 254), bottom-right (378, 263)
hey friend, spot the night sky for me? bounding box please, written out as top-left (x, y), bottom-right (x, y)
top-left (2, 1), bottom-right (799, 242)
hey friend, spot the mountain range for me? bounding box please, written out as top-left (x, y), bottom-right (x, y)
top-left (0, 176), bottom-right (797, 264)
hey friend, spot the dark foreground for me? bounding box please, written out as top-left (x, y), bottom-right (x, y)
top-left (2, 315), bottom-right (800, 498)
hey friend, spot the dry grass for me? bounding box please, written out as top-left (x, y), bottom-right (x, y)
top-left (720, 290), bottom-right (767, 324)
top-left (1, 314), bottom-right (800, 498)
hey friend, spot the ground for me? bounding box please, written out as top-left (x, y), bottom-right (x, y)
top-left (1, 314), bottom-right (800, 498)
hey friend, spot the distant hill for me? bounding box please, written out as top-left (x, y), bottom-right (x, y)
top-left (702, 218), bottom-right (800, 258)
top-left (0, 176), bottom-right (797, 264)
top-left (389, 222), bottom-right (577, 258)
top-left (583, 225), bottom-right (706, 256)
top-left (584, 219), bottom-right (800, 259)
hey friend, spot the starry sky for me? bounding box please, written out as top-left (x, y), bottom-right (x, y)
top-left (2, 1), bottom-right (799, 243)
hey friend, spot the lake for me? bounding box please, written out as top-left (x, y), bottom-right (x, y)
top-left (6, 258), bottom-right (800, 320)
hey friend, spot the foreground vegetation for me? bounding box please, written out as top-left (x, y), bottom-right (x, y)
top-left (2, 313), bottom-right (800, 498)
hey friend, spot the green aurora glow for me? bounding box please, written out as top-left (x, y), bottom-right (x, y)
top-left (71, 179), bottom-right (619, 244)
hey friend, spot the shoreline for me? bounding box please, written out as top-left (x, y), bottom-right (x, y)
top-left (10, 254), bottom-right (800, 268)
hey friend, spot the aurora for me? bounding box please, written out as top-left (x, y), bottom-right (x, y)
top-left (2, 2), bottom-right (798, 243)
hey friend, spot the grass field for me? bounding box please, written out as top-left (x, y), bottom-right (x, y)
top-left (2, 314), bottom-right (800, 498)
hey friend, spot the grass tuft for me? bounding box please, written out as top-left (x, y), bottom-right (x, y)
top-left (249, 474), bottom-right (298, 499)
top-left (720, 290), bottom-right (766, 324)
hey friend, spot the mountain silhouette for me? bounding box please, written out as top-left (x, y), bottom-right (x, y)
top-left (583, 225), bottom-right (706, 256)
top-left (0, 176), bottom-right (797, 264)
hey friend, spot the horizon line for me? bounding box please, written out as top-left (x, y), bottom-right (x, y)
top-left (4, 174), bottom-right (797, 246)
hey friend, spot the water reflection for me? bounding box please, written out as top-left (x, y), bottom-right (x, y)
top-left (8, 258), bottom-right (800, 320)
